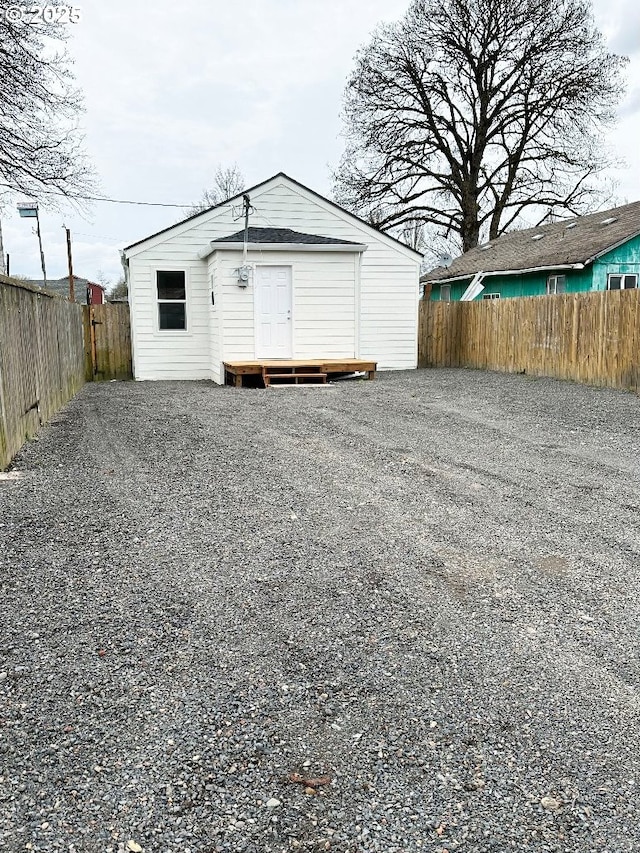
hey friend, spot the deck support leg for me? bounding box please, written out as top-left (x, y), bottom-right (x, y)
top-left (368, 370), bottom-right (376, 380)
top-left (234, 374), bottom-right (242, 388)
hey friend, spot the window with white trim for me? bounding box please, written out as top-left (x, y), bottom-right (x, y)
top-left (157, 271), bottom-right (186, 330)
top-left (440, 284), bottom-right (451, 302)
top-left (482, 293), bottom-right (500, 300)
top-left (546, 274), bottom-right (566, 294)
top-left (607, 273), bottom-right (638, 290)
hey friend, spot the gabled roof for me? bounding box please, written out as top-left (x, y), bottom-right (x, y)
top-left (211, 226), bottom-right (361, 246)
top-left (422, 200), bottom-right (640, 283)
top-left (122, 172), bottom-right (423, 259)
top-left (23, 276), bottom-right (103, 304)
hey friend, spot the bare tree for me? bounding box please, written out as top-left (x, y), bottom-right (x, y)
top-left (334, 0), bottom-right (627, 251)
top-left (188, 165), bottom-right (245, 215)
top-left (0, 1), bottom-right (94, 203)
top-left (108, 278), bottom-right (128, 301)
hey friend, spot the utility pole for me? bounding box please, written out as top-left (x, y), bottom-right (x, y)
top-left (34, 208), bottom-right (46, 287)
top-left (17, 201), bottom-right (47, 287)
top-left (64, 225), bottom-right (75, 301)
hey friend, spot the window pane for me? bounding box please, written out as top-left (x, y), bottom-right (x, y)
top-left (441, 285), bottom-right (451, 302)
top-left (609, 275), bottom-right (622, 290)
top-left (557, 275), bottom-right (566, 293)
top-left (547, 276), bottom-right (556, 294)
top-left (624, 275), bottom-right (637, 290)
top-left (159, 302), bottom-right (186, 330)
top-left (157, 270), bottom-right (186, 300)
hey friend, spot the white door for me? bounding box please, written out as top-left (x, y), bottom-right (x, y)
top-left (254, 266), bottom-right (293, 358)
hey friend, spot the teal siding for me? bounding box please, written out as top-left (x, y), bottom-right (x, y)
top-left (591, 233), bottom-right (640, 291)
top-left (430, 269), bottom-right (594, 300)
top-left (430, 233), bottom-right (640, 300)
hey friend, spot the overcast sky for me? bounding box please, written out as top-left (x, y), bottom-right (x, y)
top-left (2, 0), bottom-right (639, 287)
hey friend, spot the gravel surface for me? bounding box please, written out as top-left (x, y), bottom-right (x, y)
top-left (1, 368), bottom-right (640, 853)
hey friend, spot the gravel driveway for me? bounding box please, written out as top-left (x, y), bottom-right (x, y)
top-left (1, 369), bottom-right (640, 853)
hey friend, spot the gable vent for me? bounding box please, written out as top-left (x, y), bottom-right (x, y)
top-left (601, 217), bottom-right (618, 225)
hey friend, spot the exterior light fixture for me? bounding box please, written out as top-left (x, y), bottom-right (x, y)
top-left (17, 201), bottom-right (47, 287)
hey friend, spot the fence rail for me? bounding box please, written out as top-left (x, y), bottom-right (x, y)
top-left (0, 275), bottom-right (85, 469)
top-left (419, 289), bottom-right (640, 392)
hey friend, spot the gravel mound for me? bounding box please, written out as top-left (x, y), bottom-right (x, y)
top-left (1, 369), bottom-right (639, 852)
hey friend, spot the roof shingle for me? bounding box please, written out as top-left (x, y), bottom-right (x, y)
top-left (422, 200), bottom-right (640, 283)
top-left (211, 227), bottom-right (362, 245)
top-left (23, 276), bottom-right (103, 304)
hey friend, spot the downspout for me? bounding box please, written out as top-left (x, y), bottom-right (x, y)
top-left (460, 271), bottom-right (486, 301)
top-left (354, 252), bottom-right (361, 358)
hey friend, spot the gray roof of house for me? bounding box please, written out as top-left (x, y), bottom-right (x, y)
top-left (24, 276), bottom-right (102, 304)
top-left (422, 200), bottom-right (640, 283)
top-left (211, 227), bottom-right (362, 245)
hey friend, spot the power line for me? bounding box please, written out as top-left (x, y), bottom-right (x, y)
top-left (0, 184), bottom-right (193, 209)
top-left (73, 231), bottom-right (129, 243)
top-left (71, 193), bottom-right (192, 209)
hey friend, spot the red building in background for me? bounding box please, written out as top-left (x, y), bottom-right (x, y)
top-left (26, 276), bottom-right (106, 304)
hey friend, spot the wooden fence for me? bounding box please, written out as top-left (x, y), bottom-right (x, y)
top-left (419, 289), bottom-right (640, 392)
top-left (83, 303), bottom-right (132, 382)
top-left (0, 275), bottom-right (85, 469)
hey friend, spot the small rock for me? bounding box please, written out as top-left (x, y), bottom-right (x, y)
top-left (127, 841), bottom-right (143, 852)
top-left (266, 798), bottom-right (281, 808)
top-left (540, 795), bottom-right (562, 811)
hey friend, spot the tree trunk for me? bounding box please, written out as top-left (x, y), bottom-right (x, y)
top-left (461, 212), bottom-right (481, 252)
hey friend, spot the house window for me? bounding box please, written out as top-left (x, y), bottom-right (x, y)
top-left (547, 275), bottom-right (566, 294)
top-left (157, 271), bottom-right (186, 330)
top-left (482, 293), bottom-right (500, 300)
top-left (440, 284), bottom-right (451, 302)
top-left (607, 274), bottom-right (638, 290)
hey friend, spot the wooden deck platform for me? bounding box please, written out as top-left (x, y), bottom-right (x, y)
top-left (223, 359), bottom-right (377, 388)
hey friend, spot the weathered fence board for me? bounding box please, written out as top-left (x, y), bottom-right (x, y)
top-left (0, 275), bottom-right (85, 469)
top-left (84, 303), bottom-right (132, 381)
top-left (418, 290), bottom-right (640, 392)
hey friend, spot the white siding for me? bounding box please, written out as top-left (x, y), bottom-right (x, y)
top-left (125, 176), bottom-right (420, 380)
top-left (215, 250), bottom-right (357, 375)
top-left (128, 257), bottom-right (211, 380)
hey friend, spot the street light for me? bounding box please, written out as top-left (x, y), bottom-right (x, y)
top-left (17, 201), bottom-right (47, 287)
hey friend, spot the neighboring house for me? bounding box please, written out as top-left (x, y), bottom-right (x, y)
top-left (423, 200), bottom-right (640, 301)
top-left (122, 173), bottom-right (422, 383)
top-left (27, 276), bottom-right (106, 305)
